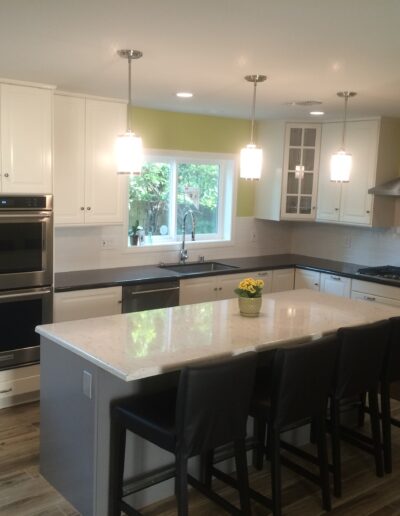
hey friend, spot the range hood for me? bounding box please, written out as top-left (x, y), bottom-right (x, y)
top-left (368, 178), bottom-right (400, 196)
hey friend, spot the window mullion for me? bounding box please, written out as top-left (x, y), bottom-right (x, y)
top-left (170, 161), bottom-right (177, 239)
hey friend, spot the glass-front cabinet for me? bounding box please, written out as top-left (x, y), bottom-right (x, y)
top-left (280, 124), bottom-right (321, 220)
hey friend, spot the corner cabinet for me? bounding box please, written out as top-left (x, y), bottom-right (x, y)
top-left (0, 82), bottom-right (53, 193)
top-left (54, 93), bottom-right (126, 225)
top-left (280, 124), bottom-right (321, 220)
top-left (255, 122), bottom-right (321, 222)
top-left (317, 118), bottom-right (400, 227)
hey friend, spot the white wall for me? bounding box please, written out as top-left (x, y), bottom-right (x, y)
top-left (291, 222), bottom-right (400, 266)
top-left (54, 217), bottom-right (292, 272)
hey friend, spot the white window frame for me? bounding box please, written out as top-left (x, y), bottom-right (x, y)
top-left (123, 149), bottom-right (237, 253)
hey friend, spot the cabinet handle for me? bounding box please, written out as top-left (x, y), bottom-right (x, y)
top-left (86, 207), bottom-right (91, 211)
top-left (334, 208), bottom-right (339, 211)
top-left (257, 272), bottom-right (269, 277)
top-left (80, 207), bottom-right (85, 211)
top-left (330, 276), bottom-right (341, 281)
top-left (0, 388), bottom-right (12, 394)
top-left (314, 283), bottom-right (319, 286)
top-left (3, 173), bottom-right (9, 178)
top-left (364, 296), bottom-right (376, 302)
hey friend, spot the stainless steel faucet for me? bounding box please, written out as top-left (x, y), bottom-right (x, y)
top-left (179, 210), bottom-right (196, 263)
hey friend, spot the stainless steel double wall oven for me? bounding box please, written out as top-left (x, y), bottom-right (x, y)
top-left (0, 195), bottom-right (53, 369)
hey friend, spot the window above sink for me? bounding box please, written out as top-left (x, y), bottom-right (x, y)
top-left (126, 150), bottom-right (235, 249)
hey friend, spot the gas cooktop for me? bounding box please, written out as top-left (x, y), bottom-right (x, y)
top-left (358, 266), bottom-right (400, 282)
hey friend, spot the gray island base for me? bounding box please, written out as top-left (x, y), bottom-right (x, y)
top-left (37, 290), bottom-right (400, 515)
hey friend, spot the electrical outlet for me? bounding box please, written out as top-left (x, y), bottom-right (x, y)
top-left (250, 229), bottom-right (257, 242)
top-left (100, 238), bottom-right (115, 250)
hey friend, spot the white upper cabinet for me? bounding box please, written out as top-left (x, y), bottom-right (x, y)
top-left (255, 122), bottom-right (321, 221)
top-left (280, 124), bottom-right (321, 220)
top-left (317, 118), bottom-right (400, 227)
top-left (0, 83), bottom-right (52, 193)
top-left (54, 93), bottom-right (126, 225)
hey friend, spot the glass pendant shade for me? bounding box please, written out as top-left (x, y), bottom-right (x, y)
top-left (330, 150), bottom-right (352, 182)
top-left (240, 144), bottom-right (263, 180)
top-left (116, 131), bottom-right (144, 175)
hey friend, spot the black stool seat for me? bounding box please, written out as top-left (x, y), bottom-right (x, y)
top-left (329, 319), bottom-right (391, 498)
top-left (248, 335), bottom-right (339, 516)
top-left (109, 353), bottom-right (257, 516)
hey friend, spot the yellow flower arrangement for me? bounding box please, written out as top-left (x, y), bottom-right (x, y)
top-left (234, 277), bottom-right (264, 298)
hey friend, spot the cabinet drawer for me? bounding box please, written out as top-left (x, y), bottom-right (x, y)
top-left (352, 279), bottom-right (400, 301)
top-left (0, 374), bottom-right (40, 398)
top-left (351, 291), bottom-right (400, 308)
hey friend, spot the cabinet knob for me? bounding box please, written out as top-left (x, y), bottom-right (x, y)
top-left (312, 206), bottom-right (316, 210)
top-left (218, 287), bottom-right (222, 291)
top-left (366, 210), bottom-right (370, 214)
top-left (86, 206), bottom-right (91, 211)
top-left (80, 207), bottom-right (85, 211)
top-left (117, 300), bottom-right (122, 304)
top-left (334, 208), bottom-right (339, 211)
top-left (4, 173), bottom-right (9, 178)
top-left (314, 283), bottom-right (319, 286)
top-left (213, 287), bottom-right (218, 291)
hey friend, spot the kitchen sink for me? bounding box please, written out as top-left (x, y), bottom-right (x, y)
top-left (160, 261), bottom-right (239, 275)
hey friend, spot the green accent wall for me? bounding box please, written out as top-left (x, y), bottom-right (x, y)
top-left (131, 107), bottom-right (255, 216)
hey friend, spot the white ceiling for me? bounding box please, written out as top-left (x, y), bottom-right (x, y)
top-left (1, 0), bottom-right (400, 120)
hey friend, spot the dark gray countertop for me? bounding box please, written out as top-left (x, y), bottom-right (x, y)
top-left (54, 253), bottom-right (399, 292)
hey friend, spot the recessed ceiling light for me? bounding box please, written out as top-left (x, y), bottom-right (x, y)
top-left (176, 92), bottom-right (193, 98)
top-left (310, 111), bottom-right (325, 116)
top-left (284, 100), bottom-right (322, 107)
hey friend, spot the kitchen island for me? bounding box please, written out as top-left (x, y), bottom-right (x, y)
top-left (37, 290), bottom-right (400, 516)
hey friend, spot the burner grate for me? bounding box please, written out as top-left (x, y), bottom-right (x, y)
top-left (358, 266), bottom-right (400, 281)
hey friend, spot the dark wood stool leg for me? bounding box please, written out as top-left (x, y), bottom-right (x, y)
top-left (234, 439), bottom-right (252, 516)
top-left (109, 417), bottom-right (126, 516)
top-left (358, 392), bottom-right (367, 427)
top-left (252, 417), bottom-right (266, 470)
top-left (270, 427), bottom-right (282, 516)
top-left (175, 453), bottom-right (189, 516)
top-left (381, 380), bottom-right (392, 474)
top-left (330, 397), bottom-right (342, 498)
top-left (316, 416), bottom-right (331, 511)
top-left (369, 389), bottom-right (384, 478)
top-left (201, 449), bottom-right (214, 488)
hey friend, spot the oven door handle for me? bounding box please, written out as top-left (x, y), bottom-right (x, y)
top-left (0, 288), bottom-right (52, 301)
top-left (0, 212), bottom-right (52, 220)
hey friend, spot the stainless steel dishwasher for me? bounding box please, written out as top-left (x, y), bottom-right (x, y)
top-left (122, 280), bottom-right (180, 313)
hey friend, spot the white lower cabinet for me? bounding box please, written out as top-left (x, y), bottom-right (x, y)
top-left (179, 269), bottom-right (293, 306)
top-left (295, 269), bottom-right (320, 291)
top-left (320, 273), bottom-right (351, 298)
top-left (0, 364), bottom-right (40, 409)
top-left (271, 268), bottom-right (295, 292)
top-left (351, 279), bottom-right (400, 308)
top-left (54, 287), bottom-right (122, 322)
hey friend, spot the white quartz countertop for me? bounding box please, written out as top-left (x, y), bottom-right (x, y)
top-left (36, 290), bottom-right (400, 382)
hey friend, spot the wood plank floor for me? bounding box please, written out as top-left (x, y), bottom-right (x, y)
top-left (1, 401), bottom-right (400, 515)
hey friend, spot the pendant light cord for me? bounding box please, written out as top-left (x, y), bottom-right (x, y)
top-left (342, 93), bottom-right (348, 150)
top-left (127, 56), bottom-right (132, 132)
top-left (250, 79), bottom-right (258, 144)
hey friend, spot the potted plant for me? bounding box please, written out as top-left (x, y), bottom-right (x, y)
top-left (234, 277), bottom-right (264, 317)
top-left (129, 220), bottom-right (144, 246)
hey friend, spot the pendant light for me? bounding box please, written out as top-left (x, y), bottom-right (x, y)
top-left (330, 91), bottom-right (357, 182)
top-left (115, 49), bottom-right (144, 175)
top-left (240, 74), bottom-right (267, 180)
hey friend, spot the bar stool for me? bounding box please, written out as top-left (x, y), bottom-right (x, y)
top-left (109, 352), bottom-right (257, 516)
top-left (380, 316), bottom-right (400, 473)
top-left (246, 335), bottom-right (339, 516)
top-left (329, 320), bottom-right (391, 498)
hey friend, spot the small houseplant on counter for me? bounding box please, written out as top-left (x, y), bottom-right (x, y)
top-left (234, 278), bottom-right (264, 317)
top-left (129, 220), bottom-right (144, 246)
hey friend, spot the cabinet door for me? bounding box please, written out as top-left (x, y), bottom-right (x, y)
top-left (340, 120), bottom-right (378, 225)
top-left (281, 124), bottom-right (321, 220)
top-left (316, 122), bottom-right (342, 222)
top-left (84, 99), bottom-right (126, 224)
top-left (294, 269), bottom-right (320, 290)
top-left (271, 268), bottom-right (295, 292)
top-left (320, 273), bottom-right (351, 298)
top-left (54, 95), bottom-right (86, 224)
top-left (351, 291), bottom-right (400, 308)
top-left (53, 287), bottom-right (122, 322)
top-left (1, 84), bottom-right (52, 193)
top-left (179, 277), bottom-right (217, 305)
